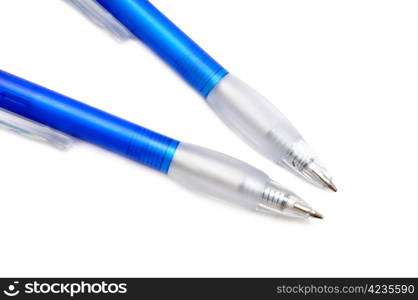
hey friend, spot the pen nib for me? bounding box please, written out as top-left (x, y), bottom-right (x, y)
top-left (308, 210), bottom-right (324, 219)
top-left (326, 180), bottom-right (337, 193)
top-left (304, 161), bottom-right (337, 192)
top-left (293, 202), bottom-right (324, 219)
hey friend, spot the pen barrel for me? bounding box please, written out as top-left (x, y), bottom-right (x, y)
top-left (96, 0), bottom-right (228, 97)
top-left (0, 70), bottom-right (179, 173)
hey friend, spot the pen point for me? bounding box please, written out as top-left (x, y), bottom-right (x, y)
top-left (293, 202), bottom-right (324, 220)
top-left (309, 210), bottom-right (324, 219)
top-left (304, 161), bottom-right (337, 192)
top-left (327, 180), bottom-right (338, 193)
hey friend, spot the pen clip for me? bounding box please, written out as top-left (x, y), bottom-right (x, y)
top-left (64, 0), bottom-right (133, 41)
top-left (0, 108), bottom-right (74, 150)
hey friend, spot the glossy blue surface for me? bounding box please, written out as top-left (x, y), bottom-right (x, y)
top-left (96, 0), bottom-right (228, 97)
top-left (0, 70), bottom-right (179, 173)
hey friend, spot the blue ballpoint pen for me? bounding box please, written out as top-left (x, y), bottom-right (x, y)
top-left (64, 0), bottom-right (337, 191)
top-left (0, 70), bottom-right (323, 219)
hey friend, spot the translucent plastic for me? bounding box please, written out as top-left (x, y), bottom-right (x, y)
top-left (169, 143), bottom-right (319, 219)
top-left (207, 74), bottom-right (333, 189)
top-left (0, 108), bottom-right (74, 150)
top-left (64, 0), bottom-right (132, 41)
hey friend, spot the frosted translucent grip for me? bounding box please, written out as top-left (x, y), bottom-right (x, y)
top-left (207, 74), bottom-right (304, 166)
top-left (206, 74), bottom-right (336, 190)
top-left (168, 143), bottom-right (316, 218)
top-left (169, 143), bottom-right (268, 209)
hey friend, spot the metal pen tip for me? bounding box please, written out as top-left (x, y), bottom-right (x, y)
top-left (327, 181), bottom-right (337, 192)
top-left (304, 161), bottom-right (337, 192)
top-left (309, 210), bottom-right (324, 219)
top-left (293, 202), bottom-right (324, 220)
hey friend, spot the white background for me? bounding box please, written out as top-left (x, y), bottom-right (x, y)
top-left (0, 0), bottom-right (417, 277)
